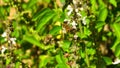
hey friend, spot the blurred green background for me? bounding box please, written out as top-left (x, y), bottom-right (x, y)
top-left (0, 0), bottom-right (120, 68)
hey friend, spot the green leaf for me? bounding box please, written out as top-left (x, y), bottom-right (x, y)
top-left (56, 63), bottom-right (69, 68)
top-left (103, 56), bottom-right (112, 65)
top-left (39, 55), bottom-right (50, 68)
top-left (90, 0), bottom-right (97, 13)
top-left (27, 0), bottom-right (38, 8)
top-left (98, 0), bottom-right (106, 8)
top-left (55, 54), bottom-right (69, 68)
top-left (98, 8), bottom-right (108, 21)
top-left (87, 48), bottom-right (96, 55)
top-left (61, 40), bottom-right (71, 52)
top-left (84, 27), bottom-right (91, 36)
top-left (15, 62), bottom-right (21, 68)
top-left (59, 12), bottom-right (66, 22)
top-left (49, 26), bottom-right (62, 35)
top-left (6, 58), bottom-right (11, 65)
top-left (36, 10), bottom-right (56, 32)
top-left (56, 55), bottom-right (63, 64)
top-left (113, 23), bottom-right (120, 40)
top-left (0, 7), bottom-right (5, 19)
top-left (109, 0), bottom-right (117, 7)
top-left (111, 39), bottom-right (120, 51)
top-left (95, 21), bottom-right (105, 32)
top-left (32, 8), bottom-right (51, 21)
top-left (115, 16), bottom-right (120, 23)
top-left (23, 35), bottom-right (42, 48)
top-left (115, 44), bottom-right (120, 57)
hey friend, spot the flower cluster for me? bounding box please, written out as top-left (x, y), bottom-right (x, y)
top-left (61, 0), bottom-right (89, 67)
top-left (63, 0), bottom-right (87, 29)
top-left (1, 25), bottom-right (16, 55)
top-left (62, 0), bottom-right (88, 36)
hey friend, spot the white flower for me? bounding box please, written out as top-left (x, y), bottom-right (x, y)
top-left (77, 13), bottom-right (81, 17)
top-left (80, 7), bottom-right (84, 11)
top-left (71, 21), bottom-right (77, 29)
top-left (8, 38), bottom-right (16, 45)
top-left (74, 34), bottom-right (78, 39)
top-left (1, 32), bottom-right (7, 37)
top-left (75, 9), bottom-right (79, 12)
top-left (67, 5), bottom-right (73, 16)
top-left (73, 0), bottom-right (77, 4)
top-left (112, 58), bottom-right (120, 65)
top-left (10, 38), bottom-right (16, 45)
top-left (64, 19), bottom-right (70, 23)
top-left (1, 46), bottom-right (7, 55)
top-left (82, 16), bottom-right (87, 25)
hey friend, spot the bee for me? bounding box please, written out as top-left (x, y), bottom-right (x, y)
top-left (62, 21), bottom-right (72, 33)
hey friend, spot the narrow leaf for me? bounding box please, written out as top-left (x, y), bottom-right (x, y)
top-left (115, 16), bottom-right (120, 23)
top-left (36, 10), bottom-right (56, 32)
top-left (23, 35), bottom-right (42, 48)
top-left (103, 56), bottom-right (112, 65)
top-left (109, 0), bottom-right (117, 7)
top-left (32, 8), bottom-right (51, 21)
top-left (115, 44), bottom-right (120, 57)
top-left (95, 21), bottom-right (105, 32)
top-left (49, 26), bottom-right (62, 35)
top-left (98, 8), bottom-right (108, 21)
top-left (113, 23), bottom-right (120, 40)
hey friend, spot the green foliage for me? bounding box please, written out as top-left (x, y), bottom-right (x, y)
top-left (1, 0), bottom-right (120, 68)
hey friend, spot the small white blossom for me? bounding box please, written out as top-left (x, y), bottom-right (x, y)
top-left (112, 58), bottom-right (120, 65)
top-left (73, 0), bottom-right (77, 5)
top-left (67, 5), bottom-right (73, 16)
top-left (77, 13), bottom-right (81, 16)
top-left (1, 46), bottom-right (7, 55)
top-left (10, 38), bottom-right (16, 45)
top-left (64, 19), bottom-right (70, 24)
top-left (1, 32), bottom-right (7, 37)
top-left (80, 7), bottom-right (84, 11)
top-left (82, 16), bottom-right (87, 25)
top-left (75, 9), bottom-right (79, 12)
top-left (64, 19), bottom-right (69, 22)
top-left (74, 34), bottom-right (78, 39)
top-left (71, 21), bottom-right (77, 29)
top-left (8, 38), bottom-right (16, 45)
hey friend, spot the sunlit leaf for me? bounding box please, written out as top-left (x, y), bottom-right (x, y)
top-left (15, 62), bottom-right (21, 68)
top-left (55, 54), bottom-right (69, 68)
top-left (32, 8), bottom-right (51, 21)
top-left (98, 8), bottom-right (108, 21)
top-left (115, 16), bottom-right (120, 23)
top-left (98, 0), bottom-right (106, 8)
top-left (90, 0), bottom-right (97, 13)
top-left (27, 0), bottom-right (38, 8)
top-left (61, 40), bottom-right (71, 52)
top-left (115, 44), bottom-right (120, 57)
top-left (84, 27), bottom-right (91, 36)
top-left (113, 23), bottom-right (120, 40)
top-left (109, 0), bottom-right (117, 7)
top-left (111, 39), bottom-right (120, 51)
top-left (36, 10), bottom-right (56, 32)
top-left (6, 58), bottom-right (11, 65)
top-left (49, 26), bottom-right (62, 35)
top-left (23, 35), bottom-right (43, 48)
top-left (39, 55), bottom-right (50, 68)
top-left (56, 55), bottom-right (63, 64)
top-left (103, 56), bottom-right (112, 65)
top-left (95, 21), bottom-right (105, 32)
